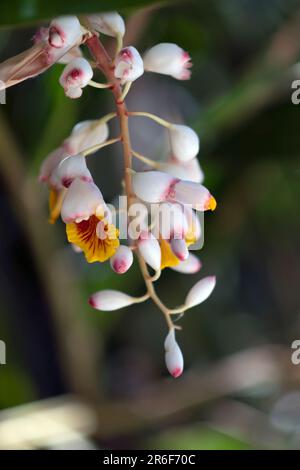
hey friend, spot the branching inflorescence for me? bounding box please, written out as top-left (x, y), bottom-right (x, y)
top-left (0, 11), bottom-right (217, 378)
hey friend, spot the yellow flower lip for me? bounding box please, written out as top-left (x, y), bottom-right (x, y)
top-left (206, 195), bottom-right (217, 211)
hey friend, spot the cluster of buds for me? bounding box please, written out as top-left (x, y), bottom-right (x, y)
top-left (0, 11), bottom-right (218, 378)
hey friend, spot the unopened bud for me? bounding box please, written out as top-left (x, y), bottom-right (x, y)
top-left (144, 43), bottom-right (192, 80)
top-left (185, 276), bottom-right (216, 309)
top-left (89, 290), bottom-right (137, 311)
top-left (110, 245), bottom-right (133, 274)
top-left (87, 12), bottom-right (125, 38)
top-left (137, 231), bottom-right (161, 271)
top-left (164, 328), bottom-right (184, 378)
top-left (169, 124), bottom-right (199, 162)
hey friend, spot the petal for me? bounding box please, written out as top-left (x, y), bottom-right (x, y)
top-left (160, 239), bottom-right (180, 270)
top-left (87, 12), bottom-right (125, 38)
top-left (138, 231), bottom-right (161, 271)
top-left (170, 239), bottom-right (189, 261)
top-left (56, 154), bottom-right (92, 187)
top-left (171, 254), bottom-right (202, 274)
top-left (169, 124), bottom-right (199, 162)
top-left (114, 46), bottom-right (144, 84)
top-left (61, 178), bottom-right (105, 223)
top-left (66, 215), bottom-right (119, 263)
top-left (132, 171), bottom-right (175, 203)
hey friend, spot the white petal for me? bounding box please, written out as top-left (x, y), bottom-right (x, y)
top-left (172, 180), bottom-right (216, 211)
top-left (87, 12), bottom-right (125, 37)
top-left (59, 58), bottom-right (93, 96)
top-left (163, 157), bottom-right (204, 183)
top-left (49, 16), bottom-right (82, 49)
top-left (89, 290), bottom-right (135, 311)
top-left (185, 276), bottom-right (216, 308)
top-left (132, 171), bottom-right (175, 203)
top-left (143, 43), bottom-right (192, 80)
top-left (169, 124), bottom-right (199, 162)
top-left (164, 329), bottom-right (184, 378)
top-left (61, 179), bottom-right (105, 223)
top-left (64, 120), bottom-right (109, 154)
top-left (171, 254), bottom-right (202, 274)
top-left (152, 202), bottom-right (188, 240)
top-left (114, 46), bottom-right (144, 84)
top-left (56, 154), bottom-right (92, 187)
top-left (170, 239), bottom-right (189, 261)
top-left (137, 231), bottom-right (161, 271)
top-left (110, 245), bottom-right (133, 274)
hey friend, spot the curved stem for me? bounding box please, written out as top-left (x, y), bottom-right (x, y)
top-left (128, 111), bottom-right (172, 128)
top-left (88, 80), bottom-right (112, 89)
top-left (86, 34), bottom-right (174, 331)
top-left (82, 137), bottom-right (121, 157)
top-left (132, 150), bottom-right (161, 169)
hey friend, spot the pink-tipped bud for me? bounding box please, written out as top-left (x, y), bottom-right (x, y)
top-left (59, 58), bottom-right (93, 99)
top-left (164, 328), bottom-right (184, 378)
top-left (132, 171), bottom-right (175, 203)
top-left (87, 12), bottom-right (125, 38)
top-left (49, 16), bottom-right (82, 49)
top-left (64, 120), bottom-right (109, 155)
top-left (114, 46), bottom-right (144, 84)
top-left (171, 180), bottom-right (217, 212)
top-left (170, 239), bottom-right (189, 261)
top-left (169, 124), bottom-right (199, 162)
top-left (56, 154), bottom-right (92, 188)
top-left (137, 231), bottom-right (161, 271)
top-left (163, 157), bottom-right (204, 184)
top-left (185, 276), bottom-right (216, 308)
top-left (143, 43), bottom-right (192, 80)
top-left (171, 254), bottom-right (202, 274)
top-left (61, 179), bottom-right (105, 223)
top-left (89, 290), bottom-right (136, 311)
top-left (110, 245), bottom-right (133, 274)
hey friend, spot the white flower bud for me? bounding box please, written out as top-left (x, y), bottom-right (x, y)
top-left (170, 239), bottom-right (189, 261)
top-left (164, 328), bottom-right (184, 378)
top-left (59, 58), bottom-right (93, 99)
top-left (169, 124), bottom-right (199, 162)
top-left (132, 171), bottom-right (175, 203)
top-left (61, 179), bottom-right (105, 223)
top-left (87, 12), bottom-right (125, 37)
top-left (64, 120), bottom-right (109, 154)
top-left (114, 47), bottom-right (144, 84)
top-left (171, 180), bottom-right (217, 212)
top-left (89, 290), bottom-right (136, 311)
top-left (143, 43), bottom-right (192, 80)
top-left (49, 16), bottom-right (82, 49)
top-left (171, 254), bottom-right (202, 274)
top-left (185, 276), bottom-right (216, 308)
top-left (56, 154), bottom-right (92, 188)
top-left (110, 245), bottom-right (133, 274)
top-left (137, 231), bottom-right (161, 271)
top-left (163, 157), bottom-right (204, 184)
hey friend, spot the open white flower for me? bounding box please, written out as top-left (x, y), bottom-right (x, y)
top-left (48, 16), bottom-right (83, 49)
top-left (114, 47), bottom-right (144, 84)
top-left (59, 58), bottom-right (93, 99)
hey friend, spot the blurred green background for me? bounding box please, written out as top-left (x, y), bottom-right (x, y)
top-left (0, 0), bottom-right (300, 450)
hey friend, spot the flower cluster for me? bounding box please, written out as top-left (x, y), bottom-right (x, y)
top-left (0, 11), bottom-right (217, 378)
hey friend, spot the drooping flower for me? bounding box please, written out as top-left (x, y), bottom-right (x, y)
top-left (144, 43), bottom-right (192, 80)
top-left (164, 328), bottom-right (184, 378)
top-left (61, 178), bottom-right (119, 263)
top-left (55, 154), bottom-right (93, 188)
top-left (114, 47), bottom-right (144, 84)
top-left (59, 57), bottom-right (93, 98)
top-left (132, 171), bottom-right (216, 211)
